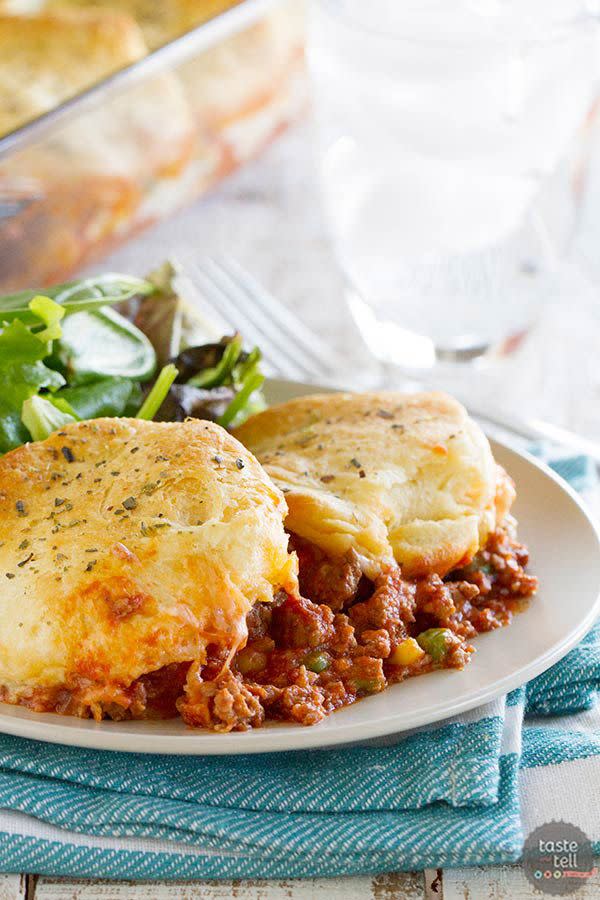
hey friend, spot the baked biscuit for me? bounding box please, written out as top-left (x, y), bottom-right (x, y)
top-left (235, 391), bottom-right (512, 578)
top-left (0, 417), bottom-right (297, 718)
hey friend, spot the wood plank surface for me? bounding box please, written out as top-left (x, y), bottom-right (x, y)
top-left (444, 864), bottom-right (600, 899)
top-left (31, 873), bottom-right (426, 900)
top-left (0, 876), bottom-right (25, 900)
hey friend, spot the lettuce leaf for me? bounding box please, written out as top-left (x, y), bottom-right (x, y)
top-left (21, 396), bottom-right (77, 443)
top-left (0, 319), bottom-right (65, 408)
top-left (0, 302), bottom-right (66, 452)
top-left (29, 294), bottom-right (66, 342)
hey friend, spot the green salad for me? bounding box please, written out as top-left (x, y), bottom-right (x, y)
top-left (0, 263), bottom-right (266, 454)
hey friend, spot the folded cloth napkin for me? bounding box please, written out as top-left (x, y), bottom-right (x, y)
top-left (0, 452), bottom-right (597, 880)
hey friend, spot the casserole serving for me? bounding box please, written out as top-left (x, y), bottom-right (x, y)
top-left (0, 389), bottom-right (537, 732)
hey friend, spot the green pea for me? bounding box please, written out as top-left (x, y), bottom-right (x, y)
top-left (303, 650), bottom-right (330, 673)
top-left (235, 649), bottom-right (267, 675)
top-left (416, 628), bottom-right (452, 662)
top-left (352, 676), bottom-right (382, 694)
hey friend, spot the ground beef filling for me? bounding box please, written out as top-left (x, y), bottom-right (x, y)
top-left (13, 521), bottom-right (537, 729)
top-left (178, 521), bottom-right (538, 732)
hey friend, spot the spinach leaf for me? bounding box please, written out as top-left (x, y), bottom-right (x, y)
top-left (0, 275), bottom-right (153, 324)
top-left (54, 307), bottom-right (157, 385)
top-left (0, 410), bottom-right (29, 455)
top-left (57, 377), bottom-right (138, 419)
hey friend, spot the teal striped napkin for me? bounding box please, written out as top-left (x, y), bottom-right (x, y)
top-left (0, 452), bottom-right (596, 880)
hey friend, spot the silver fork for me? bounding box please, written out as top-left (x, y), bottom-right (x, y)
top-left (178, 254), bottom-right (600, 463)
top-left (175, 254), bottom-right (345, 382)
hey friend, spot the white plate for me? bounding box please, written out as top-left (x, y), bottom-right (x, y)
top-left (1, 380), bottom-right (599, 754)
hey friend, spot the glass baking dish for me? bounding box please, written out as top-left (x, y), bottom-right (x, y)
top-left (0, 0), bottom-right (305, 292)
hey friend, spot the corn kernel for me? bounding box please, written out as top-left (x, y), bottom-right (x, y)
top-left (390, 637), bottom-right (425, 666)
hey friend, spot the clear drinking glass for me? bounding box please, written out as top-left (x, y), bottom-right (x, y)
top-left (307, 1), bottom-right (600, 368)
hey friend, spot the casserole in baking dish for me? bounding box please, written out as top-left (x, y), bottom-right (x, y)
top-left (0, 0), bottom-right (305, 292)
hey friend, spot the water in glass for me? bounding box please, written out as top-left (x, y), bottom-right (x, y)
top-left (308, 0), bottom-right (599, 367)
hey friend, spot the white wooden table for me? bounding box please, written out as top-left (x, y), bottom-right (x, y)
top-left (3, 867), bottom-right (600, 899)
top-left (10, 120), bottom-right (599, 897)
